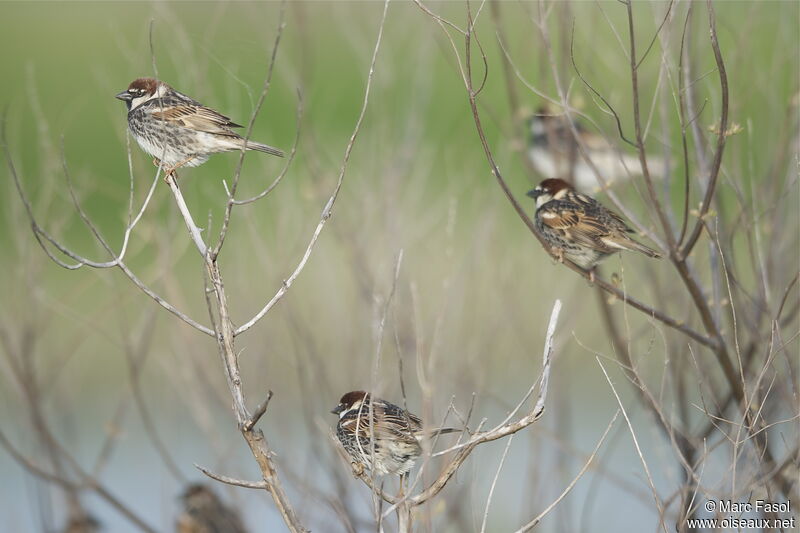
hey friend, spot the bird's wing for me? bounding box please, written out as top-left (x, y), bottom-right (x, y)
top-left (538, 199), bottom-right (613, 250)
top-left (573, 192), bottom-right (635, 233)
top-left (151, 103), bottom-right (242, 135)
top-left (605, 207), bottom-right (635, 233)
top-left (374, 402), bottom-right (422, 442)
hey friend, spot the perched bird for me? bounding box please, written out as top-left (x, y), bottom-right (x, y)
top-left (116, 78), bottom-right (283, 178)
top-left (332, 391), bottom-right (460, 477)
top-left (527, 108), bottom-right (663, 191)
top-left (527, 178), bottom-right (661, 275)
top-left (176, 483), bottom-right (248, 533)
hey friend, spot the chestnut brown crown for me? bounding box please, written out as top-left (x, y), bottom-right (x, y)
top-left (331, 390), bottom-right (370, 415)
top-left (526, 178), bottom-right (572, 200)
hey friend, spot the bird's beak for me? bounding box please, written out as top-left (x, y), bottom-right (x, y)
top-left (331, 404), bottom-right (344, 415)
top-left (115, 90), bottom-right (132, 101)
top-left (526, 188), bottom-right (541, 199)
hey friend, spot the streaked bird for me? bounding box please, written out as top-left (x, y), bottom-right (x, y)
top-left (527, 178), bottom-right (661, 275)
top-left (332, 391), bottom-right (460, 477)
top-left (116, 77), bottom-right (283, 178)
top-left (176, 483), bottom-right (248, 533)
top-left (527, 108), bottom-right (664, 191)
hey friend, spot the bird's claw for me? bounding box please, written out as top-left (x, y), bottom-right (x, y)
top-left (350, 462), bottom-right (365, 478)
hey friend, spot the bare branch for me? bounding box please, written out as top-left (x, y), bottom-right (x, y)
top-left (232, 89), bottom-right (303, 206)
top-left (597, 357), bottom-right (667, 532)
top-left (196, 464), bottom-right (269, 490)
top-left (236, 0), bottom-right (391, 336)
top-left (515, 409), bottom-right (620, 532)
top-left (211, 1), bottom-right (288, 259)
top-left (243, 390), bottom-right (274, 432)
top-left (479, 434), bottom-right (514, 533)
top-left (405, 298), bottom-right (559, 508)
top-left (165, 174), bottom-right (208, 257)
top-left (3, 115), bottom-right (215, 336)
top-left (680, 0), bottom-right (729, 256)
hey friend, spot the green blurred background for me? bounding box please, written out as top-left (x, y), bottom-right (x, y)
top-left (1, 1), bottom-right (797, 532)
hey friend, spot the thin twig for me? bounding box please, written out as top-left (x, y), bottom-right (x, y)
top-left (165, 174), bottom-right (208, 257)
top-left (233, 89), bottom-right (303, 205)
top-left (597, 358), bottom-right (667, 533)
top-left (479, 434), bottom-right (514, 533)
top-left (243, 390), bottom-right (274, 432)
top-left (679, 0), bottom-right (728, 257)
top-left (236, 0), bottom-right (391, 336)
top-left (211, 1), bottom-right (287, 259)
top-left (196, 464), bottom-right (270, 490)
top-left (514, 410), bottom-right (620, 532)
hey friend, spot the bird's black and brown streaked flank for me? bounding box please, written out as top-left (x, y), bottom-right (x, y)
top-left (116, 77), bottom-right (283, 178)
top-left (332, 391), bottom-right (460, 477)
top-left (527, 178), bottom-right (661, 274)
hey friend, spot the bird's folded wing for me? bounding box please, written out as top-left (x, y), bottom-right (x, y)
top-left (538, 201), bottom-right (609, 249)
top-left (151, 105), bottom-right (242, 135)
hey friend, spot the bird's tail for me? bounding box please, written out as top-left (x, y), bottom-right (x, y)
top-left (432, 427), bottom-right (464, 436)
top-left (627, 238), bottom-right (662, 259)
top-left (417, 427), bottom-right (467, 440)
top-left (246, 141), bottom-right (285, 158)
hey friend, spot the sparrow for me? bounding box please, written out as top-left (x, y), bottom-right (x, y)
top-left (115, 78), bottom-right (283, 178)
top-left (527, 108), bottom-right (664, 191)
top-left (176, 483), bottom-right (248, 533)
top-left (332, 391), bottom-right (460, 477)
top-left (527, 178), bottom-right (661, 275)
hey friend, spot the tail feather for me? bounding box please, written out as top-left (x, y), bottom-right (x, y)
top-left (603, 236), bottom-right (662, 259)
top-left (416, 427), bottom-right (467, 440)
top-left (432, 427), bottom-right (464, 436)
top-left (628, 239), bottom-right (661, 259)
top-left (245, 141), bottom-right (284, 158)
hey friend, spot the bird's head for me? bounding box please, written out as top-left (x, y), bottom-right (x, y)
top-left (331, 391), bottom-right (371, 418)
top-left (115, 77), bottom-right (168, 111)
top-left (529, 104), bottom-right (569, 144)
top-left (526, 178), bottom-right (572, 208)
top-left (179, 483), bottom-right (220, 510)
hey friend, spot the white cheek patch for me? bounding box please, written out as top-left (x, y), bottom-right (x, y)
top-left (535, 195), bottom-right (551, 208)
top-left (553, 188), bottom-right (568, 200)
top-left (129, 94), bottom-right (154, 110)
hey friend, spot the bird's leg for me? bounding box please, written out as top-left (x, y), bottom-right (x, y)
top-left (350, 462), bottom-right (365, 478)
top-left (172, 155), bottom-right (196, 171)
top-left (162, 156), bottom-right (196, 183)
top-left (588, 267), bottom-right (596, 285)
top-left (151, 158), bottom-right (176, 183)
top-left (397, 473), bottom-right (407, 499)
